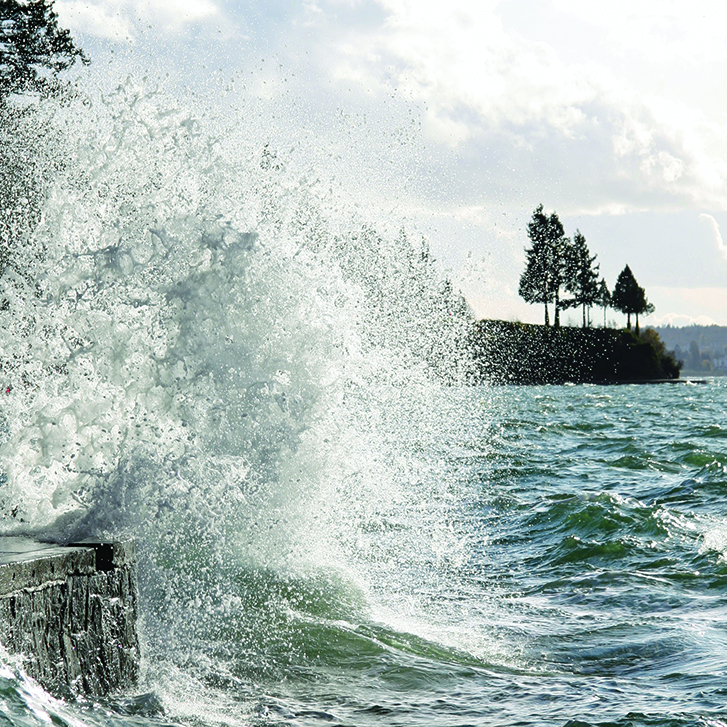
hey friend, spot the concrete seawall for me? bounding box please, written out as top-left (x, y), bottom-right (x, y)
top-left (0, 538), bottom-right (139, 697)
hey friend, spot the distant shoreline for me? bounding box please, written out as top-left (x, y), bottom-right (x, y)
top-left (589, 378), bottom-right (706, 386)
top-left (649, 324), bottom-right (727, 376)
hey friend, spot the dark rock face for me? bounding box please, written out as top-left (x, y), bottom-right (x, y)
top-left (0, 538), bottom-right (139, 697)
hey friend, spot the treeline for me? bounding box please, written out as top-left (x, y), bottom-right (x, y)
top-left (467, 202), bottom-right (683, 384)
top-left (675, 341), bottom-right (727, 374)
top-left (519, 205), bottom-right (654, 333)
top-left (652, 324), bottom-right (727, 351)
top-left (651, 326), bottom-right (727, 374)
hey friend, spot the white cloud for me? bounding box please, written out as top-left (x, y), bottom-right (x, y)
top-left (305, 0), bottom-right (727, 211)
top-left (640, 150), bottom-right (684, 184)
top-left (56, 0), bottom-right (133, 40)
top-left (647, 286), bottom-right (727, 327)
top-left (551, 0), bottom-right (727, 66)
top-left (699, 213), bottom-right (727, 260)
top-left (650, 312), bottom-right (718, 327)
top-left (53, 0), bottom-right (727, 212)
top-left (45, 0), bottom-right (727, 323)
top-left (338, 2), bottom-right (600, 135)
top-left (56, 0), bottom-right (218, 40)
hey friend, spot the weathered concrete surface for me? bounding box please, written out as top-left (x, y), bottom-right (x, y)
top-left (0, 538), bottom-right (139, 697)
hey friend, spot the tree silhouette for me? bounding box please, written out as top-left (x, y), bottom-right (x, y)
top-left (611, 266), bottom-right (636, 330)
top-left (611, 265), bottom-right (654, 335)
top-left (0, 0), bottom-right (88, 104)
top-left (519, 204), bottom-right (571, 327)
top-left (632, 283), bottom-right (655, 335)
top-left (564, 229), bottom-right (599, 327)
top-left (596, 277), bottom-right (611, 328)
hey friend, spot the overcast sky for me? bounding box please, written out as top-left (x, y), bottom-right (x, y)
top-left (55, 0), bottom-right (727, 327)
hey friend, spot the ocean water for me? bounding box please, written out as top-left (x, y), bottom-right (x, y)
top-left (2, 84), bottom-right (727, 727)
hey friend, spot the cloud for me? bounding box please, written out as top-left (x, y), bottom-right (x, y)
top-left (648, 286), bottom-right (727, 327)
top-left (699, 213), bottom-right (727, 261)
top-left (292, 0), bottom-right (727, 213)
top-left (54, 0), bottom-right (727, 214)
top-left (331, 2), bottom-right (599, 136)
top-left (551, 0), bottom-right (727, 66)
top-left (56, 0), bottom-right (133, 40)
top-left (51, 0), bottom-right (727, 214)
top-left (56, 0), bottom-right (219, 40)
top-left (650, 313), bottom-right (717, 327)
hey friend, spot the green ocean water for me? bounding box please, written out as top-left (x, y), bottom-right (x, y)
top-left (5, 379), bottom-right (727, 727)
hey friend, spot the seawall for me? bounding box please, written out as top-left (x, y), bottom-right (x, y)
top-left (0, 538), bottom-right (139, 697)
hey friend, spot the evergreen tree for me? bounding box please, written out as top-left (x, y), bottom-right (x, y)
top-left (632, 283), bottom-right (655, 336)
top-left (0, 0), bottom-right (88, 104)
top-left (596, 277), bottom-right (611, 328)
top-left (611, 266), bottom-right (637, 330)
top-left (611, 265), bottom-right (654, 334)
top-left (518, 204), bottom-right (571, 327)
top-left (564, 229), bottom-right (599, 327)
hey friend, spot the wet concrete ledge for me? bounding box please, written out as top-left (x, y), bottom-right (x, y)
top-left (0, 537), bottom-right (139, 698)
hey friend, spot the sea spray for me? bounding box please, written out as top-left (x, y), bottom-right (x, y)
top-left (0, 78), bottom-right (474, 717)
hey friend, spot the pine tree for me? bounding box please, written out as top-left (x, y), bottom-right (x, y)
top-left (611, 265), bottom-right (654, 334)
top-left (564, 229), bottom-right (599, 327)
top-left (0, 0), bottom-right (88, 104)
top-left (632, 284), bottom-right (655, 336)
top-left (612, 266), bottom-right (637, 330)
top-left (518, 204), bottom-right (571, 327)
top-left (596, 278), bottom-right (611, 328)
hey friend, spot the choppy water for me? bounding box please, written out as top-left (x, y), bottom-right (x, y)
top-left (1, 83), bottom-right (727, 727)
top-left (234, 380), bottom-right (727, 727)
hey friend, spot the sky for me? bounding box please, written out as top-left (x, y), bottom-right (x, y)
top-left (54, 0), bottom-right (727, 327)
